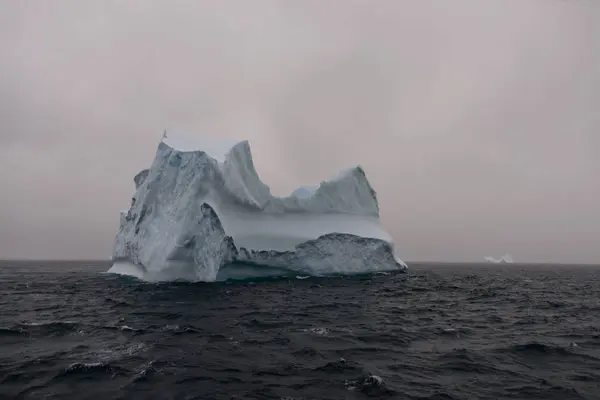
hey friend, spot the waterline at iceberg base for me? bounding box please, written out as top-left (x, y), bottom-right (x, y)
top-left (109, 131), bottom-right (407, 282)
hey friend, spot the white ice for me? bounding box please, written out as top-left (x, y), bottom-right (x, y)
top-left (484, 254), bottom-right (515, 264)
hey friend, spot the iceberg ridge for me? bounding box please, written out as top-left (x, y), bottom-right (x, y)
top-left (110, 130), bottom-right (406, 282)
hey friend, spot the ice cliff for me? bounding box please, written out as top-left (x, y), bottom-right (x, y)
top-left (109, 131), bottom-right (407, 282)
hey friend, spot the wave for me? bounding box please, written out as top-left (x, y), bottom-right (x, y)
top-left (496, 342), bottom-right (600, 363)
top-left (313, 359), bottom-right (396, 396)
top-left (0, 327), bottom-right (26, 337)
top-left (11, 321), bottom-right (82, 337)
top-left (6, 321), bottom-right (147, 338)
top-left (507, 342), bottom-right (573, 355)
top-left (52, 362), bottom-right (130, 382)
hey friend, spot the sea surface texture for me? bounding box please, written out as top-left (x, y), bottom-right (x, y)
top-left (1, 261), bottom-right (599, 399)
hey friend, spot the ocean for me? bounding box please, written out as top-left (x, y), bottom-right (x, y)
top-left (1, 261), bottom-right (599, 399)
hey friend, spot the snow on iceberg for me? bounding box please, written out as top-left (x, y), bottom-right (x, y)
top-left (484, 254), bottom-right (515, 264)
top-left (109, 130), bottom-right (407, 282)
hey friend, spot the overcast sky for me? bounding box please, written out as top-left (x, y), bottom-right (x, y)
top-left (0, 0), bottom-right (598, 263)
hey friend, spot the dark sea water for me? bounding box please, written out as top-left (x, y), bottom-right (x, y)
top-left (1, 261), bottom-right (600, 400)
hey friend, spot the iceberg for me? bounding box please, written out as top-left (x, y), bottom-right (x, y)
top-left (109, 130), bottom-right (407, 282)
top-left (484, 254), bottom-right (515, 264)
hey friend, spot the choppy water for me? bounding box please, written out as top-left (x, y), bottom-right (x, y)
top-left (1, 261), bottom-right (600, 400)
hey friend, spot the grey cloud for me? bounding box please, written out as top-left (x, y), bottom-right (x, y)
top-left (0, 0), bottom-right (598, 262)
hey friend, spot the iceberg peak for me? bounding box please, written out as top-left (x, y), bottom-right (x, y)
top-left (161, 130), bottom-right (245, 162)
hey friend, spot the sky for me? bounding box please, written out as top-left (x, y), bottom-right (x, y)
top-left (0, 0), bottom-right (598, 263)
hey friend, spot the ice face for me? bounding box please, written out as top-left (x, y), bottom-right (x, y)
top-left (109, 130), bottom-right (406, 282)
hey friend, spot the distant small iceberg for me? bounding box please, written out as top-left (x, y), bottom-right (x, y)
top-left (484, 254), bottom-right (514, 264)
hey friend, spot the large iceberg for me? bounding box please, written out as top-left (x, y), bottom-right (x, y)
top-left (109, 130), bottom-right (407, 282)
